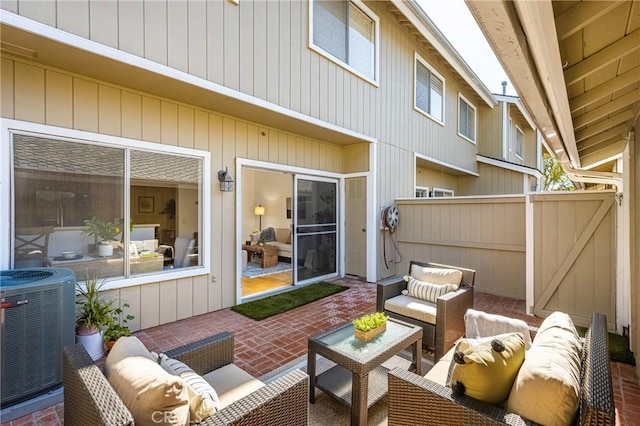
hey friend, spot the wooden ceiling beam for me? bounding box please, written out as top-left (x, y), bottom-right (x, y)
top-left (578, 137), bottom-right (626, 160)
top-left (577, 124), bottom-right (628, 150)
top-left (555, 1), bottom-right (623, 42)
top-left (573, 88), bottom-right (640, 128)
top-left (564, 28), bottom-right (640, 86)
top-left (569, 66), bottom-right (640, 112)
top-left (575, 110), bottom-right (634, 142)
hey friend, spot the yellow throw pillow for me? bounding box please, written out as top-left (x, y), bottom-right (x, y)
top-left (506, 311), bottom-right (582, 426)
top-left (449, 332), bottom-right (525, 406)
top-left (105, 355), bottom-right (190, 426)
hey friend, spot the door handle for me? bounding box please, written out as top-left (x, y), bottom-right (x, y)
top-left (362, 228), bottom-right (366, 232)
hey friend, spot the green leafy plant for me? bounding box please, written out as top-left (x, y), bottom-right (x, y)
top-left (82, 217), bottom-right (124, 244)
top-left (104, 303), bottom-right (134, 343)
top-left (352, 312), bottom-right (389, 332)
top-left (75, 271), bottom-right (114, 334)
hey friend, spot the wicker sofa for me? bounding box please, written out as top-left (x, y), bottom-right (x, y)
top-left (387, 312), bottom-right (615, 426)
top-left (376, 261), bottom-right (476, 362)
top-left (63, 332), bottom-right (309, 425)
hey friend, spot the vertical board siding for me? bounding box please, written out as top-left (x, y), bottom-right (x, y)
top-left (2, 57), bottom-right (347, 329)
top-left (458, 163), bottom-right (524, 195)
top-left (396, 197), bottom-right (527, 298)
top-left (478, 104), bottom-right (503, 159)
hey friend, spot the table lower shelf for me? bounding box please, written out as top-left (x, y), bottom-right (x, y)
top-left (315, 364), bottom-right (389, 408)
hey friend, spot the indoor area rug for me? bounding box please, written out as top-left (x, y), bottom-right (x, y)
top-left (242, 260), bottom-right (292, 278)
top-left (261, 350), bottom-right (434, 426)
top-left (231, 282), bottom-right (348, 320)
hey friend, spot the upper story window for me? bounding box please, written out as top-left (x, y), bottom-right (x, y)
top-left (414, 53), bottom-right (445, 124)
top-left (458, 93), bottom-right (477, 143)
top-left (311, 0), bottom-right (379, 84)
top-left (10, 131), bottom-right (209, 284)
top-left (515, 126), bottom-right (524, 159)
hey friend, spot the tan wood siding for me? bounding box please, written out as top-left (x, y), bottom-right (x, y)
top-left (532, 191), bottom-right (616, 328)
top-left (395, 197), bottom-right (527, 298)
top-left (2, 56), bottom-right (352, 328)
top-left (415, 167), bottom-right (458, 194)
top-left (477, 103), bottom-right (504, 159)
top-left (457, 163), bottom-right (524, 195)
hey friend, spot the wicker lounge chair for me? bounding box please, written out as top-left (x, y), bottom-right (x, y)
top-left (63, 332), bottom-right (309, 426)
top-left (387, 312), bottom-right (615, 425)
top-left (376, 261), bottom-right (476, 361)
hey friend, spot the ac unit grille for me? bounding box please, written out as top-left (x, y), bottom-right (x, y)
top-left (1, 268), bottom-right (75, 407)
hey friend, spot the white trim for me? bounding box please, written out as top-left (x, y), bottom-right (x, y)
top-left (502, 102), bottom-right (509, 160)
top-left (414, 52), bottom-right (446, 126)
top-left (457, 92), bottom-right (477, 144)
top-left (525, 194), bottom-right (534, 316)
top-left (415, 186), bottom-right (429, 198)
top-left (1, 11), bottom-right (375, 146)
top-left (515, 125), bottom-right (524, 160)
top-left (0, 119), bottom-right (211, 289)
top-left (477, 155), bottom-right (542, 178)
top-left (415, 152), bottom-right (479, 177)
top-left (495, 94), bottom-right (536, 130)
top-left (432, 187), bottom-right (454, 197)
top-left (308, 0), bottom-right (380, 87)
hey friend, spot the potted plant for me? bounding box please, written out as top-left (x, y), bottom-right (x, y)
top-left (353, 312), bottom-right (389, 342)
top-left (75, 271), bottom-right (114, 360)
top-left (104, 303), bottom-right (134, 351)
top-left (82, 217), bottom-right (124, 256)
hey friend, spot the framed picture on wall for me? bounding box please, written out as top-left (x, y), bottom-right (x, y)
top-left (286, 197), bottom-right (292, 219)
top-left (138, 196), bottom-right (154, 213)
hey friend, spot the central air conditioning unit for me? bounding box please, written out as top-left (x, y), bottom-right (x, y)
top-left (0, 268), bottom-right (75, 418)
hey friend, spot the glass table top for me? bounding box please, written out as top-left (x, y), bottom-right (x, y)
top-left (311, 318), bottom-right (418, 363)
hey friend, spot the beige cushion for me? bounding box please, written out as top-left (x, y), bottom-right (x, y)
top-left (105, 355), bottom-right (189, 426)
top-left (410, 265), bottom-right (463, 288)
top-left (424, 345), bottom-right (457, 386)
top-left (151, 352), bottom-right (220, 422)
top-left (464, 308), bottom-right (533, 349)
top-left (449, 333), bottom-right (525, 406)
top-left (275, 228), bottom-right (290, 243)
top-left (507, 311), bottom-right (582, 426)
top-left (104, 336), bottom-right (155, 377)
top-left (384, 294), bottom-right (437, 324)
top-left (403, 275), bottom-right (455, 302)
top-left (202, 364), bottom-right (265, 409)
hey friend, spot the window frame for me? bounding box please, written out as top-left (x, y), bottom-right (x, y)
top-left (414, 52), bottom-right (446, 125)
top-left (514, 125), bottom-right (524, 160)
top-left (415, 186), bottom-right (429, 198)
top-left (432, 187), bottom-right (454, 197)
top-left (309, 0), bottom-right (380, 86)
top-left (457, 93), bottom-right (477, 143)
top-left (1, 119), bottom-right (211, 290)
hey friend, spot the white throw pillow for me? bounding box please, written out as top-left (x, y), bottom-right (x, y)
top-left (464, 308), bottom-right (533, 349)
top-left (410, 265), bottom-right (463, 288)
top-left (402, 275), bottom-right (454, 302)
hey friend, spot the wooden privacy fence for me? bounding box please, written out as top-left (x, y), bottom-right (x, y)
top-left (395, 191), bottom-right (616, 328)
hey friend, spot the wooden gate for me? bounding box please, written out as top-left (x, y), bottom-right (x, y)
top-left (530, 191), bottom-right (616, 328)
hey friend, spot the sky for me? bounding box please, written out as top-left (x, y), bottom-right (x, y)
top-left (416, 0), bottom-right (517, 97)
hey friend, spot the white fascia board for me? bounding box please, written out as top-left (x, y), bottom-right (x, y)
top-left (0, 11), bottom-right (375, 145)
top-left (477, 155), bottom-right (542, 178)
top-left (416, 153), bottom-right (479, 177)
top-left (494, 95), bottom-right (536, 130)
top-left (394, 0), bottom-right (497, 108)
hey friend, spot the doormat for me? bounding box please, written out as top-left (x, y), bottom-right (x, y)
top-left (231, 282), bottom-right (348, 320)
top-left (242, 260), bottom-right (292, 278)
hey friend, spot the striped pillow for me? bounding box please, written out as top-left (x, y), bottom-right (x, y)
top-left (403, 275), bottom-right (454, 302)
top-left (152, 352), bottom-right (220, 421)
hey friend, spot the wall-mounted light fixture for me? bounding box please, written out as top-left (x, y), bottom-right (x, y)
top-left (217, 167), bottom-right (234, 192)
top-left (254, 204), bottom-right (265, 230)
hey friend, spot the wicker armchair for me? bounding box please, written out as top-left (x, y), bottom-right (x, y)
top-left (63, 332), bottom-right (309, 426)
top-left (387, 313), bottom-right (615, 426)
top-left (376, 261), bottom-right (476, 361)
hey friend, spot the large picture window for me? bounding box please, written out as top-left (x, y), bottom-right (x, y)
top-left (415, 53), bottom-right (445, 123)
top-left (458, 94), bottom-right (477, 143)
top-left (311, 0), bottom-right (378, 83)
top-left (11, 132), bottom-right (207, 282)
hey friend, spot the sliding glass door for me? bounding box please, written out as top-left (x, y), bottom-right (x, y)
top-left (293, 175), bottom-right (338, 285)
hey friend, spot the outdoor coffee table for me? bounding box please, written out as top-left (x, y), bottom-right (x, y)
top-left (307, 317), bottom-right (422, 426)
